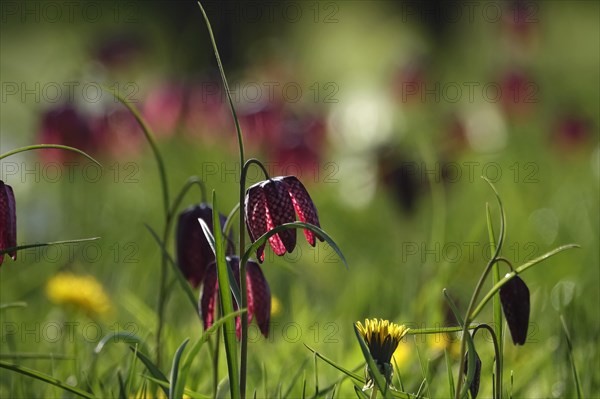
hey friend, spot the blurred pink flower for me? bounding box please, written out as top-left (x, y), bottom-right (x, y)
top-left (142, 83), bottom-right (185, 138)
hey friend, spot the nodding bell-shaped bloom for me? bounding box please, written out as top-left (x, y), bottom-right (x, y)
top-left (0, 180), bottom-right (17, 266)
top-left (463, 349), bottom-right (482, 399)
top-left (200, 256), bottom-right (271, 338)
top-left (245, 176), bottom-right (322, 262)
top-left (500, 274), bottom-right (530, 345)
top-left (176, 204), bottom-right (231, 288)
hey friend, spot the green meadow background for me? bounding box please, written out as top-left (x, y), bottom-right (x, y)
top-left (1, 1), bottom-right (598, 397)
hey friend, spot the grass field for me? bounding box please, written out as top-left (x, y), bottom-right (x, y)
top-left (1, 1), bottom-right (598, 398)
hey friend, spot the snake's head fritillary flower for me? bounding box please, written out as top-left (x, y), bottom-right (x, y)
top-left (463, 349), bottom-right (482, 399)
top-left (0, 180), bottom-right (17, 267)
top-left (200, 256), bottom-right (271, 338)
top-left (245, 176), bottom-right (323, 262)
top-left (355, 319), bottom-right (410, 388)
top-left (500, 274), bottom-right (530, 345)
top-left (176, 204), bottom-right (231, 288)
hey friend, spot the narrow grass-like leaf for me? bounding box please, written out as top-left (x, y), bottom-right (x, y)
top-left (0, 237), bottom-right (100, 257)
top-left (313, 351), bottom-right (319, 397)
top-left (393, 357), bottom-right (404, 392)
top-left (282, 357), bottom-right (310, 398)
top-left (407, 326), bottom-right (478, 335)
top-left (94, 332), bottom-right (150, 356)
top-left (353, 324), bottom-right (391, 398)
top-left (304, 344), bottom-right (364, 383)
top-left (199, 219), bottom-right (241, 307)
top-left (126, 344), bottom-right (139, 399)
top-left (142, 375), bottom-right (211, 399)
top-left (144, 224), bottom-right (198, 315)
top-left (443, 289), bottom-right (476, 399)
top-left (176, 310), bottom-right (244, 399)
top-left (486, 203), bottom-right (503, 362)
top-left (117, 371), bottom-right (127, 399)
top-left (242, 221), bottom-right (347, 269)
top-left (560, 315), bottom-right (583, 398)
top-left (224, 202), bottom-right (240, 238)
top-left (414, 340), bottom-right (431, 398)
top-left (170, 338), bottom-right (190, 399)
top-left (0, 302), bottom-right (27, 310)
top-left (211, 191), bottom-right (240, 399)
top-left (0, 144), bottom-right (101, 165)
top-left (444, 349), bottom-right (455, 398)
top-left (0, 353), bottom-right (72, 360)
top-left (353, 385), bottom-right (369, 398)
top-left (131, 348), bottom-right (169, 397)
top-left (0, 360), bottom-right (95, 398)
top-left (471, 244), bottom-right (580, 319)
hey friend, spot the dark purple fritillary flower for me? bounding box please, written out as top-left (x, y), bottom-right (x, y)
top-left (0, 180), bottom-right (17, 266)
top-left (500, 274), bottom-right (530, 345)
top-left (200, 256), bottom-right (271, 338)
top-left (245, 176), bottom-right (322, 262)
top-left (463, 349), bottom-right (482, 399)
top-left (176, 204), bottom-right (231, 288)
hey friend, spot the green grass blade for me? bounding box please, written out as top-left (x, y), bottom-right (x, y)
top-left (443, 289), bottom-right (476, 399)
top-left (242, 221), bottom-right (347, 269)
top-left (224, 203), bottom-right (240, 238)
top-left (198, 218), bottom-right (242, 308)
top-left (143, 375), bottom-right (211, 399)
top-left (444, 349), bottom-right (455, 399)
top-left (304, 344), bottom-right (364, 383)
top-left (131, 348), bottom-right (169, 396)
top-left (170, 338), bottom-right (190, 399)
top-left (414, 341), bottom-right (430, 398)
top-left (176, 310), bottom-right (244, 399)
top-left (0, 360), bottom-right (95, 398)
top-left (211, 191), bottom-right (240, 399)
top-left (560, 315), bottom-right (583, 398)
top-left (0, 302), bottom-right (27, 311)
top-left (0, 144), bottom-right (101, 165)
top-left (144, 224), bottom-right (199, 315)
top-left (94, 332), bottom-right (150, 356)
top-left (0, 237), bottom-right (100, 257)
top-left (282, 357), bottom-right (310, 398)
top-left (353, 385), bottom-right (369, 398)
top-left (353, 324), bottom-right (391, 398)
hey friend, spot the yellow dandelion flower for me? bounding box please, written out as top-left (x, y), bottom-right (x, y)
top-left (271, 296), bottom-right (282, 317)
top-left (356, 318), bottom-right (410, 387)
top-left (46, 272), bottom-right (111, 317)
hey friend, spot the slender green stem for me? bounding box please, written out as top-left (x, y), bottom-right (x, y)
top-left (238, 158), bottom-right (270, 398)
top-left (169, 177), bottom-right (207, 219)
top-left (370, 386), bottom-right (378, 399)
top-left (454, 258), bottom-right (497, 399)
top-left (103, 85), bottom-right (172, 367)
top-left (0, 144), bottom-right (101, 165)
top-left (486, 203), bottom-right (503, 397)
top-left (473, 325), bottom-right (501, 399)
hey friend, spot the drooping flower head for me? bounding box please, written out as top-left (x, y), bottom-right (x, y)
top-left (200, 256), bottom-right (271, 338)
top-left (500, 274), bottom-right (530, 345)
top-left (356, 319), bottom-right (410, 386)
top-left (463, 349), bottom-right (482, 399)
top-left (176, 203), bottom-right (231, 288)
top-left (0, 180), bottom-right (17, 266)
top-left (245, 176), bottom-right (323, 262)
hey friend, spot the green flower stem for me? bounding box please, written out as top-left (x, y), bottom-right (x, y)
top-left (486, 203), bottom-right (503, 397)
top-left (454, 257), bottom-right (498, 399)
top-left (0, 144), bottom-right (101, 165)
top-left (238, 158), bottom-right (270, 398)
top-left (473, 324), bottom-right (501, 399)
top-left (370, 386), bottom-right (378, 399)
top-left (103, 86), bottom-right (171, 368)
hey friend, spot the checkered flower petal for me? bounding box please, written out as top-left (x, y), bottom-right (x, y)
top-left (199, 262), bottom-right (218, 331)
top-left (282, 176), bottom-right (322, 246)
top-left (245, 175), bottom-right (322, 263)
top-left (246, 260), bottom-right (271, 337)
